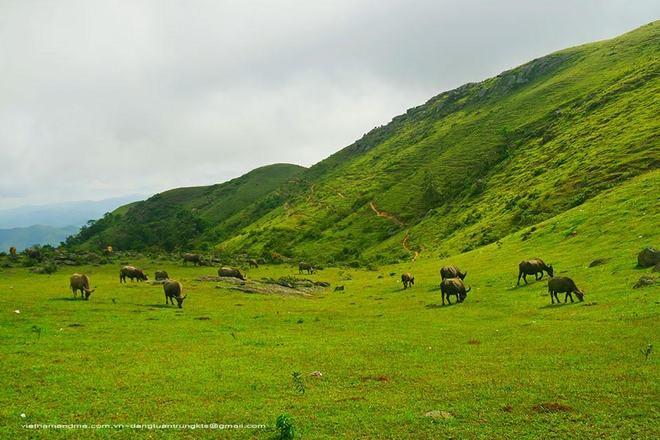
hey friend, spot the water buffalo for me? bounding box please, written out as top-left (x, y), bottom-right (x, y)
top-left (440, 278), bottom-right (471, 305)
top-left (163, 280), bottom-right (187, 308)
top-left (248, 258), bottom-right (259, 268)
top-left (299, 262), bottom-right (315, 274)
top-left (119, 265), bottom-right (148, 283)
top-left (155, 270), bottom-right (169, 281)
top-left (9, 246), bottom-right (17, 257)
top-left (70, 273), bottom-right (95, 300)
top-left (25, 248), bottom-right (42, 261)
top-left (218, 266), bottom-right (245, 280)
top-left (440, 265), bottom-right (467, 280)
top-left (401, 273), bottom-right (415, 289)
top-left (517, 259), bottom-right (553, 285)
top-left (182, 253), bottom-right (204, 266)
top-left (548, 277), bottom-right (584, 304)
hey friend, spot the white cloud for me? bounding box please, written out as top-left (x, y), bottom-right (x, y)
top-left (0, 0), bottom-right (658, 208)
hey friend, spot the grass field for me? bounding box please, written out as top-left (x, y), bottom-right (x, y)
top-left (1, 172), bottom-right (659, 439)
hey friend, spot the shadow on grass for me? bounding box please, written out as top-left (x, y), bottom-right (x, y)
top-left (539, 302), bottom-right (579, 309)
top-left (425, 302), bottom-right (460, 309)
top-left (48, 297), bottom-right (85, 302)
top-left (143, 304), bottom-right (176, 309)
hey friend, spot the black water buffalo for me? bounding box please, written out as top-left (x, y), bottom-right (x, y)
top-left (25, 248), bottom-right (42, 261)
top-left (182, 253), bottom-right (203, 266)
top-left (401, 273), bottom-right (415, 289)
top-left (119, 265), bottom-right (148, 283)
top-left (517, 259), bottom-right (553, 285)
top-left (70, 273), bottom-right (95, 300)
top-left (440, 277), bottom-right (471, 305)
top-left (163, 280), bottom-right (187, 308)
top-left (299, 262), bottom-right (315, 274)
top-left (548, 277), bottom-right (584, 304)
top-left (440, 265), bottom-right (467, 280)
top-left (218, 266), bottom-right (245, 280)
top-left (155, 270), bottom-right (169, 281)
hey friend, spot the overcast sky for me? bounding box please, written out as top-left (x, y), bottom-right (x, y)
top-left (1, 1), bottom-right (658, 209)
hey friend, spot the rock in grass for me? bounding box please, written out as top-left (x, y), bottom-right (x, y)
top-left (633, 276), bottom-right (655, 289)
top-left (637, 247), bottom-right (659, 268)
top-left (424, 410), bottom-right (453, 419)
top-left (589, 258), bottom-right (608, 267)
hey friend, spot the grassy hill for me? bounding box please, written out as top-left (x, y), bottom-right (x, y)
top-left (219, 21), bottom-right (658, 263)
top-left (69, 163), bottom-right (305, 251)
top-left (70, 22), bottom-right (659, 264)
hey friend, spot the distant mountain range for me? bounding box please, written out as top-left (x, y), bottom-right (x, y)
top-left (0, 195), bottom-right (145, 229)
top-left (0, 195), bottom-right (144, 251)
top-left (0, 225), bottom-right (80, 252)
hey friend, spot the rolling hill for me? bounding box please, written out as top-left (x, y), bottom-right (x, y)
top-left (70, 21), bottom-right (659, 262)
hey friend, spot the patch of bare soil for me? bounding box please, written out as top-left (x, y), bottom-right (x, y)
top-left (532, 402), bottom-right (573, 413)
top-left (196, 275), bottom-right (328, 297)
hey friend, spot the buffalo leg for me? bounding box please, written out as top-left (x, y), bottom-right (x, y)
top-left (517, 272), bottom-right (522, 285)
top-left (565, 292), bottom-right (574, 303)
top-left (550, 291), bottom-right (555, 304)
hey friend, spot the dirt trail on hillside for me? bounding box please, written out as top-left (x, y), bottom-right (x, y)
top-left (402, 231), bottom-right (421, 261)
top-left (369, 201), bottom-right (421, 260)
top-left (369, 201), bottom-right (405, 227)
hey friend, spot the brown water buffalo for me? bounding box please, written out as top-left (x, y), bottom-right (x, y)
top-left (70, 273), bottom-right (95, 300)
top-left (548, 277), bottom-right (584, 304)
top-left (401, 273), bottom-right (415, 289)
top-left (163, 280), bottom-right (187, 308)
top-left (218, 266), bottom-right (245, 280)
top-left (155, 270), bottom-right (169, 281)
top-left (299, 262), bottom-right (315, 274)
top-left (248, 258), bottom-right (259, 268)
top-left (9, 246), bottom-right (17, 257)
top-left (182, 253), bottom-right (203, 266)
top-left (119, 265), bottom-right (148, 283)
top-left (440, 277), bottom-right (471, 305)
top-left (517, 259), bottom-right (553, 285)
top-left (440, 265), bottom-right (467, 280)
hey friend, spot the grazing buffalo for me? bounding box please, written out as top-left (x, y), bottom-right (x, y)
top-left (25, 248), bottom-right (42, 261)
top-left (299, 262), bottom-right (315, 274)
top-left (401, 273), bottom-right (415, 289)
top-left (440, 265), bottom-right (467, 280)
top-left (119, 265), bottom-right (148, 283)
top-left (517, 259), bottom-right (553, 285)
top-left (440, 277), bottom-right (471, 305)
top-left (182, 253), bottom-right (203, 266)
top-left (218, 266), bottom-right (245, 280)
top-left (155, 270), bottom-right (169, 281)
top-left (548, 277), bottom-right (584, 304)
top-left (70, 273), bottom-right (95, 300)
top-left (9, 246), bottom-right (17, 257)
top-left (248, 258), bottom-right (259, 268)
top-left (163, 280), bottom-right (187, 308)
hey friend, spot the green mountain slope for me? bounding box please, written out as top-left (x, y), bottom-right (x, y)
top-left (68, 163), bottom-right (305, 251)
top-left (219, 21), bottom-right (659, 263)
top-left (70, 22), bottom-right (659, 261)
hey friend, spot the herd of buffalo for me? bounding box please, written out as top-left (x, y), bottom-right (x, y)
top-left (64, 250), bottom-right (588, 308)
